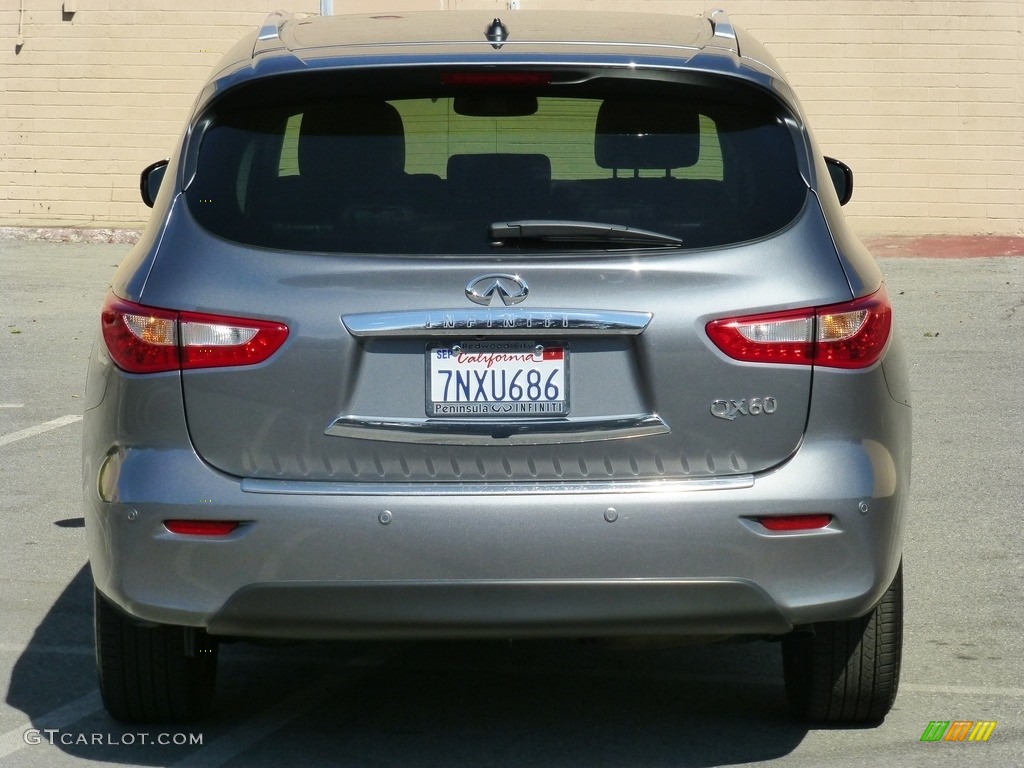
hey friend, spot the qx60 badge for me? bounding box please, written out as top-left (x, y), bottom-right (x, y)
top-left (711, 397), bottom-right (778, 421)
top-left (466, 274), bottom-right (530, 307)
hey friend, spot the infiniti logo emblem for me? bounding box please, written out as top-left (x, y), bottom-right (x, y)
top-left (465, 274), bottom-right (530, 307)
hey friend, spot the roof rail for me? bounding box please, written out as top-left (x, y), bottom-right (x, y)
top-left (703, 9), bottom-right (740, 56)
top-left (254, 10), bottom-right (293, 57)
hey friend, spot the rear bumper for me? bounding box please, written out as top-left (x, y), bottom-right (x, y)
top-left (206, 579), bottom-right (793, 640)
top-left (85, 422), bottom-right (908, 639)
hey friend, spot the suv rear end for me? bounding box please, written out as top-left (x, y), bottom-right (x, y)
top-left (84, 9), bottom-right (910, 724)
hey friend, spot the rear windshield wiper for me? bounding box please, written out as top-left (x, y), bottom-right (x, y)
top-left (489, 220), bottom-right (683, 248)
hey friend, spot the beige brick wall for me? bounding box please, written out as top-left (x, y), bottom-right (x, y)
top-left (1, 0), bottom-right (1021, 235)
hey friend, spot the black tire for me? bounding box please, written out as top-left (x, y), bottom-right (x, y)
top-left (94, 586), bottom-right (218, 723)
top-left (782, 562), bottom-right (903, 724)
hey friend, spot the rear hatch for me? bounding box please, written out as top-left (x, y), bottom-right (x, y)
top-left (154, 65), bottom-right (852, 484)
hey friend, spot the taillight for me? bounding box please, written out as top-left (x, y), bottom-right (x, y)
top-left (101, 292), bottom-right (288, 374)
top-left (706, 286), bottom-right (892, 369)
top-left (815, 288), bottom-right (893, 369)
top-left (178, 311), bottom-right (288, 370)
top-left (101, 300), bottom-right (179, 373)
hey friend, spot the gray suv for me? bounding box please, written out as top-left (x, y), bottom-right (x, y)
top-left (84, 9), bottom-right (910, 724)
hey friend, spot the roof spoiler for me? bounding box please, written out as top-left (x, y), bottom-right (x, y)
top-left (703, 8), bottom-right (740, 56)
top-left (254, 10), bottom-right (293, 57)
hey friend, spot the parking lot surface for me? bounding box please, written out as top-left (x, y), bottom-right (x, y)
top-left (1, 239), bottom-right (1022, 767)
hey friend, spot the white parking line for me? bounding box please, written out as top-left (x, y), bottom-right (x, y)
top-left (0, 690), bottom-right (103, 760)
top-left (172, 650), bottom-right (395, 767)
top-left (0, 403), bottom-right (25, 408)
top-left (0, 643), bottom-right (92, 656)
top-left (0, 649), bottom-right (393, 763)
top-left (902, 682), bottom-right (1024, 698)
top-left (0, 415), bottom-right (82, 447)
top-left (170, 678), bottom-right (342, 767)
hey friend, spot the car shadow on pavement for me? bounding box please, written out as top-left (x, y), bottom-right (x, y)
top-left (7, 566), bottom-right (811, 766)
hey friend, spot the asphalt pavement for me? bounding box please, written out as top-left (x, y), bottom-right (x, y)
top-left (0, 237), bottom-right (1021, 767)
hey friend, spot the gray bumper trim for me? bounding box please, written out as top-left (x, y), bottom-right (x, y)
top-left (240, 474), bottom-right (754, 496)
top-left (206, 579), bottom-right (793, 640)
top-left (323, 413), bottom-right (671, 445)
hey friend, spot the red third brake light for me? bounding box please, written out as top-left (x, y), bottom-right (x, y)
top-left (101, 292), bottom-right (288, 374)
top-left (706, 286), bottom-right (892, 369)
top-left (441, 72), bottom-right (552, 87)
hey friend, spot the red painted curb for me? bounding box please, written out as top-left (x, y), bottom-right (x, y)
top-left (863, 235), bottom-right (1024, 259)
top-left (2, 228), bottom-right (1023, 258)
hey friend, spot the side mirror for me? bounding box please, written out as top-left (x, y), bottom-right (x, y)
top-left (824, 156), bottom-right (854, 206)
top-left (140, 159), bottom-right (169, 208)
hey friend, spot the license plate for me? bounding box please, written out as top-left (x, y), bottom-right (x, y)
top-left (427, 341), bottom-right (568, 417)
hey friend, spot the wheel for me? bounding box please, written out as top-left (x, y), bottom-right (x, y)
top-left (94, 586), bottom-right (218, 723)
top-left (782, 562), bottom-right (903, 723)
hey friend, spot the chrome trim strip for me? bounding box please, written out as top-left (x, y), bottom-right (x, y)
top-left (325, 414), bottom-right (670, 445)
top-left (242, 475), bottom-right (754, 497)
top-left (342, 308), bottom-right (652, 338)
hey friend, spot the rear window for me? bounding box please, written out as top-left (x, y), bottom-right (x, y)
top-left (185, 70), bottom-right (808, 253)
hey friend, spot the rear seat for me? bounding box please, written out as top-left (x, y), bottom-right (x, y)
top-left (557, 177), bottom-right (734, 239)
top-left (573, 97), bottom-right (732, 239)
top-left (248, 100), bottom-right (440, 251)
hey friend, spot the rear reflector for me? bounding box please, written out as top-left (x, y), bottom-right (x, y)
top-left (757, 515), bottom-right (832, 532)
top-left (164, 520), bottom-right (240, 536)
top-left (706, 286), bottom-right (892, 369)
top-left (101, 292), bottom-right (288, 373)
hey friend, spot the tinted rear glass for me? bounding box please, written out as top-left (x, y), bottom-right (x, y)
top-left (186, 70), bottom-right (808, 253)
